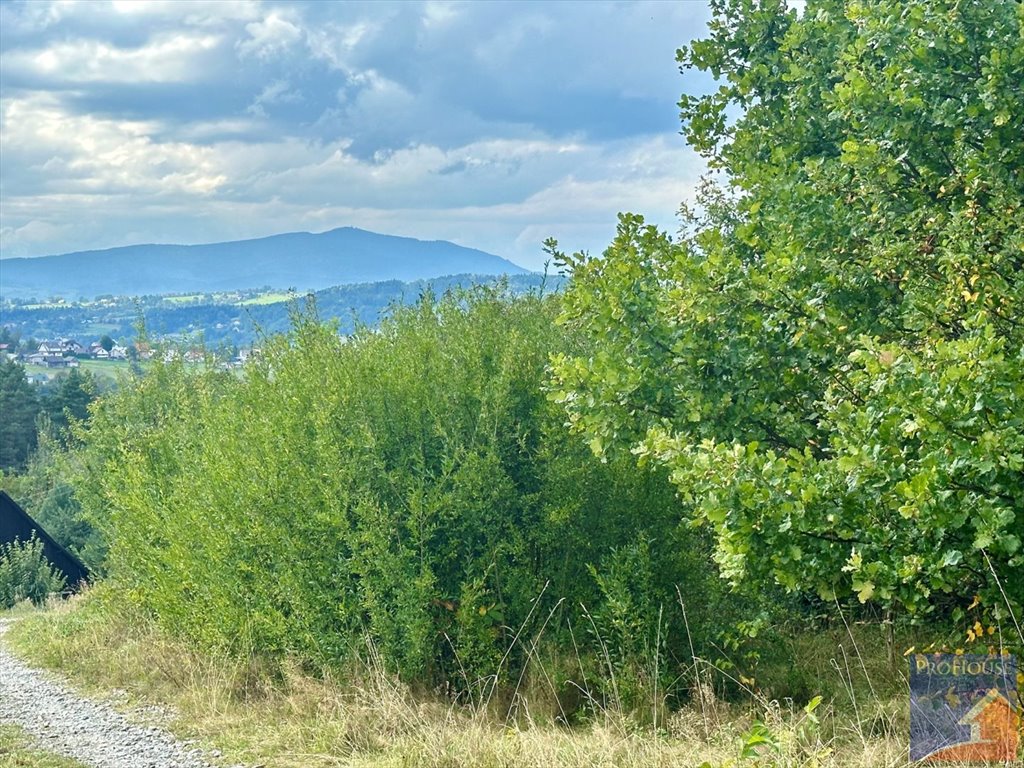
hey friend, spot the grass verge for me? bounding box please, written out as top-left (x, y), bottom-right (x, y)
top-left (2, 594), bottom-right (926, 768)
top-left (0, 724), bottom-right (88, 768)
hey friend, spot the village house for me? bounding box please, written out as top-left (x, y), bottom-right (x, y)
top-left (0, 491), bottom-right (89, 588)
top-left (26, 339), bottom-right (81, 368)
top-left (26, 352), bottom-right (79, 368)
top-left (36, 340), bottom-right (65, 357)
top-left (61, 339), bottom-right (85, 356)
top-left (236, 347), bottom-right (261, 363)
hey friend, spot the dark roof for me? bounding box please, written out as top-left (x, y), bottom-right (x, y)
top-left (0, 490), bottom-right (90, 588)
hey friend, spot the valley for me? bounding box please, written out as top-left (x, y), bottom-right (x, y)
top-left (1, 273), bottom-right (555, 349)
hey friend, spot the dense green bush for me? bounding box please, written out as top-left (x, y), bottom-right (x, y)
top-left (0, 535), bottom-right (66, 608)
top-left (74, 288), bottom-right (734, 700)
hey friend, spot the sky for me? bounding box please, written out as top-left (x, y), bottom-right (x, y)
top-left (0, 0), bottom-right (712, 271)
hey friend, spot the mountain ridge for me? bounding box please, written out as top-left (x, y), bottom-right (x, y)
top-left (0, 227), bottom-right (529, 301)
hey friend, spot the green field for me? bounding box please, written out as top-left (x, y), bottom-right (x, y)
top-left (24, 360), bottom-right (134, 383)
top-left (237, 291), bottom-right (292, 306)
top-left (76, 360), bottom-right (135, 377)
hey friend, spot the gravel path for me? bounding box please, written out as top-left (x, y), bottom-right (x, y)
top-left (0, 619), bottom-right (221, 768)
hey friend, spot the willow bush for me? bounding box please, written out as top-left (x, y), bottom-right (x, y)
top-left (74, 288), bottom-right (731, 698)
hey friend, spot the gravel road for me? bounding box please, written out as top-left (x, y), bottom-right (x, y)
top-left (0, 618), bottom-right (220, 768)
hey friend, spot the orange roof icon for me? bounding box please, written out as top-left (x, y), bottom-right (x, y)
top-left (923, 688), bottom-right (1020, 763)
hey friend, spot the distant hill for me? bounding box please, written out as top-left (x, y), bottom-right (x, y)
top-left (0, 227), bottom-right (529, 301)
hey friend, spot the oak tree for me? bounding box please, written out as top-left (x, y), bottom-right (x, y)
top-left (551, 0), bottom-right (1023, 623)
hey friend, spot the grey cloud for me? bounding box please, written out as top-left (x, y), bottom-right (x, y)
top-left (0, 0), bottom-right (713, 266)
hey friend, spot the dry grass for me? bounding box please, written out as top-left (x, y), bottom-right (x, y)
top-left (2, 594), bottom-right (931, 768)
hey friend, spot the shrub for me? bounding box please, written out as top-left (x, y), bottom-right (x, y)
top-left (0, 535), bottom-right (66, 608)
top-left (73, 287), bottom-right (735, 702)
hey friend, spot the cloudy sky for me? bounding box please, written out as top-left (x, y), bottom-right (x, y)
top-left (0, 0), bottom-right (712, 270)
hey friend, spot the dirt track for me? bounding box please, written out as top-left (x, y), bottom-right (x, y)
top-left (0, 618), bottom-right (219, 768)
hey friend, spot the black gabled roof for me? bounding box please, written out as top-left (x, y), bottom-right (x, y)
top-left (0, 490), bottom-right (90, 588)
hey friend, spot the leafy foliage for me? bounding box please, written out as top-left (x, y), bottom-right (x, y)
top-left (0, 535), bottom-right (66, 609)
top-left (74, 288), bottom-right (726, 693)
top-left (550, 0), bottom-right (1023, 622)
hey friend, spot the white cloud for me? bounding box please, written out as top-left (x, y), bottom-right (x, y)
top-left (3, 33), bottom-right (221, 83)
top-left (1, 0), bottom-right (262, 38)
top-left (109, 0), bottom-right (183, 15)
top-left (236, 11), bottom-right (302, 60)
top-left (97, 0), bottom-right (264, 33)
top-left (0, 220), bottom-right (70, 251)
top-left (305, 20), bottom-right (375, 73)
top-left (1, 94), bottom-right (227, 196)
top-left (109, 0), bottom-right (260, 21)
top-left (1, 90), bottom-right (698, 267)
top-left (422, 1), bottom-right (459, 30)
top-left (0, 0), bottom-right (77, 34)
top-left (472, 13), bottom-right (554, 70)
top-left (245, 79), bottom-right (301, 116)
top-left (176, 118), bottom-right (264, 141)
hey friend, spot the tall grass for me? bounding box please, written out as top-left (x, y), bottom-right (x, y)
top-left (2, 593), bottom-right (933, 768)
